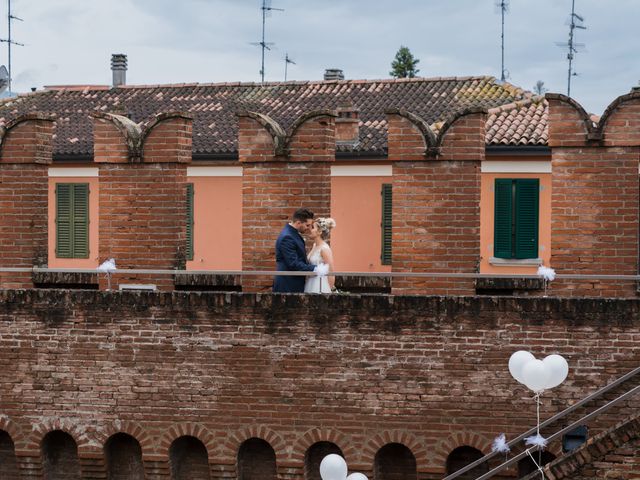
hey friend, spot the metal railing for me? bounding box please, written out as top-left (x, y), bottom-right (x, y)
top-left (0, 266), bottom-right (639, 281)
top-left (444, 365), bottom-right (640, 480)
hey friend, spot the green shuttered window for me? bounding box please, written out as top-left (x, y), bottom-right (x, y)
top-left (186, 183), bottom-right (194, 261)
top-left (494, 178), bottom-right (539, 259)
top-left (56, 183), bottom-right (89, 258)
top-left (381, 183), bottom-right (392, 265)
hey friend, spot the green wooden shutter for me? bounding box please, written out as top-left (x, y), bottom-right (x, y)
top-left (71, 184), bottom-right (90, 258)
top-left (493, 179), bottom-right (513, 259)
top-left (514, 179), bottom-right (539, 259)
top-left (56, 183), bottom-right (89, 258)
top-left (186, 183), bottom-right (194, 261)
top-left (381, 183), bottom-right (392, 265)
top-left (56, 184), bottom-right (73, 258)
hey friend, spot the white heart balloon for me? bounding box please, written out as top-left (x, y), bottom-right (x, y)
top-left (542, 354), bottom-right (569, 389)
top-left (320, 454), bottom-right (348, 480)
top-left (522, 359), bottom-right (551, 393)
top-left (508, 350), bottom-right (535, 384)
top-left (346, 474), bottom-right (369, 480)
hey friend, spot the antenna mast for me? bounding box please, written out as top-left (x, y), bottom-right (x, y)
top-left (496, 0), bottom-right (509, 82)
top-left (252, 0), bottom-right (283, 84)
top-left (563, 0), bottom-right (586, 97)
top-left (0, 0), bottom-right (24, 95)
top-left (284, 53), bottom-right (296, 81)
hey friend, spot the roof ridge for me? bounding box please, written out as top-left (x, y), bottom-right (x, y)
top-left (41, 75), bottom-right (499, 92)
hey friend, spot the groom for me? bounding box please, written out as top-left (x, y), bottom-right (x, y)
top-left (273, 208), bottom-right (328, 293)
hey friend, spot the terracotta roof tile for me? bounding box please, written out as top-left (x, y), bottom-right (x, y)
top-left (0, 76), bottom-right (542, 156)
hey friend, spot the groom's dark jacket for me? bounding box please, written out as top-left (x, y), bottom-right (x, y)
top-left (273, 224), bottom-right (315, 293)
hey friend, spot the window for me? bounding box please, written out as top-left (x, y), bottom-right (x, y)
top-left (186, 183), bottom-right (194, 261)
top-left (55, 183), bottom-right (89, 258)
top-left (494, 178), bottom-right (539, 259)
top-left (381, 183), bottom-right (392, 265)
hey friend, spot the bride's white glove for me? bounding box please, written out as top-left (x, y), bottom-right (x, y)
top-left (313, 264), bottom-right (329, 277)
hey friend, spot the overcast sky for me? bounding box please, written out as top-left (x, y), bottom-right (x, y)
top-left (5, 0), bottom-right (639, 114)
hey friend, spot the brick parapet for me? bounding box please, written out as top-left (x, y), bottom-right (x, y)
top-left (239, 114), bottom-right (334, 291)
top-left (0, 290), bottom-right (637, 478)
top-left (94, 113), bottom-right (192, 290)
top-left (548, 94), bottom-right (640, 297)
top-left (0, 116), bottom-right (54, 288)
top-left (388, 112), bottom-right (485, 295)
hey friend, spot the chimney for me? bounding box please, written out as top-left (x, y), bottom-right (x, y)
top-left (111, 54), bottom-right (127, 87)
top-left (335, 103), bottom-right (359, 145)
top-left (324, 68), bottom-right (344, 81)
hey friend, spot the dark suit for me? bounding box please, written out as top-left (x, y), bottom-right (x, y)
top-left (273, 224), bottom-right (315, 293)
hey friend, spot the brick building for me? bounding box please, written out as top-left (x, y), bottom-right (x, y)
top-left (0, 69), bottom-right (639, 479)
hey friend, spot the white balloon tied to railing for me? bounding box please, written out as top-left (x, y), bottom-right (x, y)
top-left (319, 454), bottom-right (369, 480)
top-left (509, 351), bottom-right (568, 393)
top-left (508, 350), bottom-right (569, 479)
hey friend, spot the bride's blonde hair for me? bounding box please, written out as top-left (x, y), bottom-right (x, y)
top-left (315, 217), bottom-right (336, 240)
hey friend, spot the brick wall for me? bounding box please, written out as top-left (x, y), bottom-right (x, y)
top-left (239, 112), bottom-right (335, 291)
top-left (94, 115), bottom-right (192, 290)
top-left (548, 95), bottom-right (640, 297)
top-left (389, 112), bottom-right (485, 295)
top-left (0, 115), bottom-right (54, 288)
top-left (0, 291), bottom-right (638, 479)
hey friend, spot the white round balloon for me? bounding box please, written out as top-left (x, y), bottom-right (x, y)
top-left (522, 359), bottom-right (551, 392)
top-left (508, 350), bottom-right (535, 384)
top-left (542, 354), bottom-right (569, 389)
top-left (320, 454), bottom-right (348, 480)
top-left (346, 474), bottom-right (369, 480)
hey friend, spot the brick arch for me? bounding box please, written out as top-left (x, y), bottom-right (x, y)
top-left (94, 420), bottom-right (154, 457)
top-left (91, 111), bottom-right (143, 161)
top-left (545, 93), bottom-right (598, 141)
top-left (290, 428), bottom-right (356, 464)
top-left (0, 113), bottom-right (55, 164)
top-left (436, 107), bottom-right (488, 146)
top-left (385, 108), bottom-right (438, 156)
top-left (432, 431), bottom-right (491, 467)
top-left (0, 416), bottom-right (20, 440)
top-left (361, 431), bottom-right (427, 467)
top-left (284, 109), bottom-right (337, 151)
top-left (224, 425), bottom-right (287, 460)
top-left (158, 423), bottom-right (217, 459)
top-left (238, 111), bottom-right (286, 156)
top-left (139, 111), bottom-right (193, 163)
top-left (596, 91), bottom-right (640, 143)
top-left (26, 418), bottom-right (90, 452)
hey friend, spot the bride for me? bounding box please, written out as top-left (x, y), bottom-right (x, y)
top-left (304, 217), bottom-right (336, 294)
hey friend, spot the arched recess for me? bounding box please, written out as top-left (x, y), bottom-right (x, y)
top-left (169, 435), bottom-right (210, 480)
top-left (305, 441), bottom-right (343, 480)
top-left (41, 430), bottom-right (81, 480)
top-left (237, 437), bottom-right (277, 480)
top-left (517, 451), bottom-right (556, 477)
top-left (104, 433), bottom-right (144, 480)
top-left (445, 446), bottom-right (489, 479)
top-left (374, 443), bottom-right (417, 480)
top-left (0, 430), bottom-right (19, 478)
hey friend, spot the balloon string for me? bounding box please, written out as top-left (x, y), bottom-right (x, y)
top-left (534, 392), bottom-right (545, 480)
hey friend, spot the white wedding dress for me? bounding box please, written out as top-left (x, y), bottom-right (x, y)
top-left (304, 244), bottom-right (332, 293)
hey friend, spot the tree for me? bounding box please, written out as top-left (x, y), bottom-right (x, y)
top-left (533, 80), bottom-right (548, 95)
top-left (390, 46), bottom-right (420, 78)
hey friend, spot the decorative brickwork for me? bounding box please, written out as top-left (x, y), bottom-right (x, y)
top-left (94, 114), bottom-right (192, 290)
top-left (0, 115), bottom-right (54, 288)
top-left (0, 291), bottom-right (638, 479)
top-left (239, 112), bottom-right (336, 291)
top-left (389, 112), bottom-right (485, 295)
top-left (547, 94), bottom-right (640, 297)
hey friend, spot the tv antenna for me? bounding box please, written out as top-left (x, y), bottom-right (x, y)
top-left (555, 0), bottom-right (586, 97)
top-left (251, 0), bottom-right (283, 84)
top-left (284, 53), bottom-right (296, 81)
top-left (0, 0), bottom-right (24, 95)
top-left (495, 0), bottom-right (509, 82)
